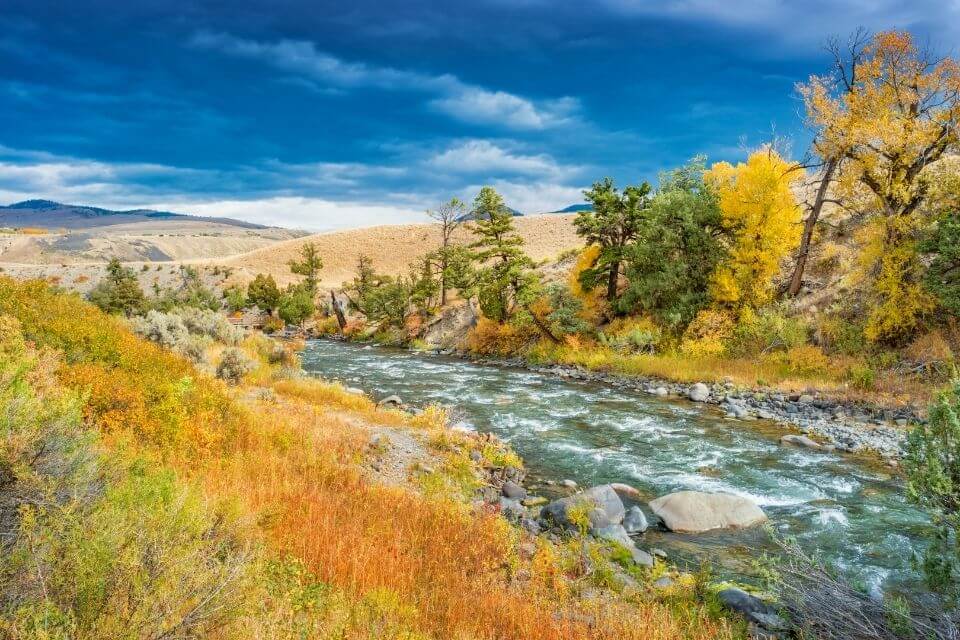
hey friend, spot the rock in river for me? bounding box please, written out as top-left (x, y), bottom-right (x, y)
top-left (688, 383), bottom-right (710, 402)
top-left (541, 484), bottom-right (625, 531)
top-left (623, 505), bottom-right (649, 534)
top-left (648, 491), bottom-right (767, 533)
top-left (780, 434), bottom-right (822, 450)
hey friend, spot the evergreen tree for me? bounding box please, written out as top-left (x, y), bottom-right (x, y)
top-left (468, 186), bottom-right (537, 323)
top-left (288, 242), bottom-right (323, 294)
top-left (87, 258), bottom-right (147, 317)
top-left (278, 284), bottom-right (315, 328)
top-left (619, 158), bottom-right (727, 328)
top-left (247, 273), bottom-right (281, 315)
top-left (575, 178), bottom-right (651, 306)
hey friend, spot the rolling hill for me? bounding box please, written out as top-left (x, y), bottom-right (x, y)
top-left (0, 200), bottom-right (305, 264)
top-left (219, 214), bottom-right (582, 289)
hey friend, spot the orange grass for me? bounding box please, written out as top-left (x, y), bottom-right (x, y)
top-left (197, 388), bottom-right (740, 640)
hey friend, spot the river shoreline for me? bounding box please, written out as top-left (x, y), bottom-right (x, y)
top-left (319, 335), bottom-right (915, 463)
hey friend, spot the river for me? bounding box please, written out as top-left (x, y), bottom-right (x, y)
top-left (300, 339), bottom-right (932, 598)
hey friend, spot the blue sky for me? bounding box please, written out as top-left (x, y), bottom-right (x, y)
top-left (1, 1), bottom-right (958, 230)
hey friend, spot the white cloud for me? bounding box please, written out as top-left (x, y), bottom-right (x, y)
top-left (429, 140), bottom-right (576, 178)
top-left (467, 180), bottom-right (586, 214)
top-left (143, 196), bottom-right (426, 231)
top-left (600, 0), bottom-right (960, 47)
top-left (191, 32), bottom-right (580, 130)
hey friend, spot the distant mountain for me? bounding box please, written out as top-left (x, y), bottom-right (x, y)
top-left (0, 200), bottom-right (273, 231)
top-left (550, 204), bottom-right (591, 213)
top-left (456, 206), bottom-right (523, 222)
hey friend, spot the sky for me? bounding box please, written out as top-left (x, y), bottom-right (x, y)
top-left (1, 1), bottom-right (958, 231)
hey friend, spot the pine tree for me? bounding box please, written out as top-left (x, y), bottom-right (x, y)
top-left (288, 242), bottom-right (323, 294)
top-left (468, 187), bottom-right (537, 323)
top-left (574, 178), bottom-right (651, 306)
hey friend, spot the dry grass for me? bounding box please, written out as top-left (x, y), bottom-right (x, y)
top-left (194, 379), bottom-right (742, 640)
top-left (219, 215), bottom-right (582, 289)
top-left (529, 342), bottom-right (931, 408)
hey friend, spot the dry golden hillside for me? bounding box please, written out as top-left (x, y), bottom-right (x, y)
top-left (219, 214), bottom-right (582, 288)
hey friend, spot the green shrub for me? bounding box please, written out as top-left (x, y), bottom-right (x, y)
top-left (217, 347), bottom-right (255, 385)
top-left (847, 364), bottom-right (877, 391)
top-left (905, 380), bottom-right (960, 602)
top-left (730, 306), bottom-right (808, 356)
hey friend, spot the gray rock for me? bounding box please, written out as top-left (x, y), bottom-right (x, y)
top-left (520, 518), bottom-right (541, 535)
top-left (652, 386), bottom-right (669, 396)
top-left (344, 386), bottom-right (365, 395)
top-left (653, 576), bottom-right (673, 588)
top-left (377, 394), bottom-right (403, 408)
top-left (593, 524), bottom-right (633, 547)
top-left (560, 479), bottom-right (578, 489)
top-left (688, 383), bottom-right (710, 402)
top-left (631, 547), bottom-right (654, 567)
top-left (623, 505), bottom-right (649, 534)
top-left (798, 394), bottom-right (815, 404)
top-left (502, 480), bottom-right (528, 500)
top-left (717, 588), bottom-right (786, 630)
top-left (498, 497), bottom-right (525, 521)
top-left (541, 484), bottom-right (626, 531)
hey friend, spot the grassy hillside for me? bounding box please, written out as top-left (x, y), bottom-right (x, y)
top-left (220, 214), bottom-right (581, 288)
top-left (0, 277), bottom-right (740, 639)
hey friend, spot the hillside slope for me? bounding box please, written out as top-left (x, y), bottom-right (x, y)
top-left (0, 200), bottom-right (305, 264)
top-left (220, 214), bottom-right (582, 288)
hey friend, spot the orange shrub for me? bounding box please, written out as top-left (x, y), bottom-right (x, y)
top-left (466, 317), bottom-right (539, 356)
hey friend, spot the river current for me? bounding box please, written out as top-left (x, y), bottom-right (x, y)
top-left (301, 340), bottom-right (932, 597)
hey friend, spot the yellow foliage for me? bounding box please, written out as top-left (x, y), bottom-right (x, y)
top-left (855, 218), bottom-right (935, 343)
top-left (569, 244), bottom-right (601, 298)
top-left (680, 308), bottom-right (735, 357)
top-left (705, 149), bottom-right (802, 309)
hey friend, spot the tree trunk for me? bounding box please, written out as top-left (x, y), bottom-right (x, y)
top-left (526, 304), bottom-right (561, 344)
top-left (605, 260), bottom-right (619, 302)
top-left (787, 157), bottom-right (839, 297)
top-left (330, 290), bottom-right (346, 331)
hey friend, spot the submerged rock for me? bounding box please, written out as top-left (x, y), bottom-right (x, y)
top-left (780, 434), bottom-right (822, 450)
top-left (648, 491), bottom-right (767, 533)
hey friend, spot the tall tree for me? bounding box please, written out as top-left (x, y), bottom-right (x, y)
top-left (619, 158), bottom-right (727, 328)
top-left (706, 149), bottom-right (802, 310)
top-left (469, 186), bottom-right (537, 324)
top-left (786, 29), bottom-right (870, 297)
top-left (802, 30), bottom-right (960, 341)
top-left (288, 242), bottom-right (323, 294)
top-left (426, 198), bottom-right (466, 305)
top-left (574, 178), bottom-right (651, 306)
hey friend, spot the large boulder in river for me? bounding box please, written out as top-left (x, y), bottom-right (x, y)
top-left (541, 484), bottom-right (625, 531)
top-left (648, 491), bottom-right (767, 533)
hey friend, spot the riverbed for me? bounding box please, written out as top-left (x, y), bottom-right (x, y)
top-left (300, 339), bottom-right (932, 598)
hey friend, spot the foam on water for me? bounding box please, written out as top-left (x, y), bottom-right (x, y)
top-left (301, 340), bottom-right (934, 596)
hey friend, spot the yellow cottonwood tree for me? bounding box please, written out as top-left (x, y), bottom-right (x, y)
top-left (801, 30), bottom-right (960, 342)
top-left (705, 149), bottom-right (802, 309)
